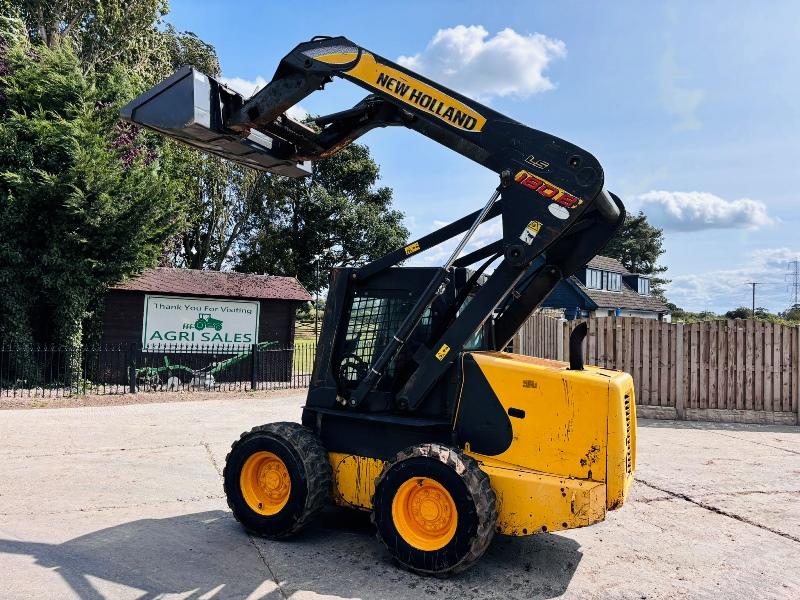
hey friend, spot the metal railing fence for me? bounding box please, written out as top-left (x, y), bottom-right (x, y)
top-left (0, 342), bottom-right (317, 398)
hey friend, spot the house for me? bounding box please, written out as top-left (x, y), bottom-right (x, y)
top-left (540, 256), bottom-right (670, 321)
top-left (102, 267), bottom-right (311, 348)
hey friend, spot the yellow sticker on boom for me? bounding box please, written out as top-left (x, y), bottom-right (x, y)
top-left (435, 344), bottom-right (451, 361)
top-left (404, 241), bottom-right (421, 256)
top-left (519, 220), bottom-right (542, 245)
top-left (312, 51), bottom-right (486, 132)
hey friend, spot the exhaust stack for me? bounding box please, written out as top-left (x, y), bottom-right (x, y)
top-left (569, 322), bottom-right (588, 370)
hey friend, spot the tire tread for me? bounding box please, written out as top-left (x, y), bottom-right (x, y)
top-left (223, 421), bottom-right (331, 538)
top-left (371, 443), bottom-right (497, 575)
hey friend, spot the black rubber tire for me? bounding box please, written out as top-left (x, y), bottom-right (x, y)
top-left (372, 443), bottom-right (497, 576)
top-left (223, 422), bottom-right (331, 538)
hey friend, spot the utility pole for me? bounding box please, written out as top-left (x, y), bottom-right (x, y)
top-left (786, 260), bottom-right (800, 306)
top-left (746, 282), bottom-right (762, 316)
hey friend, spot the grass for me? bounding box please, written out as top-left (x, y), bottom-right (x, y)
top-left (295, 322), bottom-right (320, 341)
top-left (293, 338), bottom-right (317, 375)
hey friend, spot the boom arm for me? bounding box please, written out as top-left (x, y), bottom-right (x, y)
top-left (121, 35), bottom-right (625, 411)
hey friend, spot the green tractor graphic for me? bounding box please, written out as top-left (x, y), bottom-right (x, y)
top-left (194, 313), bottom-right (223, 331)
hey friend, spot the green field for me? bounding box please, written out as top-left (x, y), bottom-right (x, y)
top-left (292, 339), bottom-right (317, 375)
top-left (293, 307), bottom-right (322, 376)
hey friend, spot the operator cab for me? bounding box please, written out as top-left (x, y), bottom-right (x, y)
top-left (309, 266), bottom-right (490, 416)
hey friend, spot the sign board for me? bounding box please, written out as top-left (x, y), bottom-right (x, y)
top-left (142, 295), bottom-right (260, 351)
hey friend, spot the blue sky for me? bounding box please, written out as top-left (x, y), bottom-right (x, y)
top-left (168, 0), bottom-right (800, 312)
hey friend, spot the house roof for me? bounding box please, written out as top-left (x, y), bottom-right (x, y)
top-left (565, 254), bottom-right (670, 313)
top-left (113, 267), bottom-right (312, 302)
top-left (570, 277), bottom-right (669, 312)
top-left (586, 255), bottom-right (628, 273)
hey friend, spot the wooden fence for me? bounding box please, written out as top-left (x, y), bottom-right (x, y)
top-left (513, 315), bottom-right (799, 425)
top-left (514, 312), bottom-right (563, 360)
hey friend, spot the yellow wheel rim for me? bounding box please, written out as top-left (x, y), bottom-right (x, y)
top-left (391, 477), bottom-right (458, 551)
top-left (240, 451), bottom-right (291, 515)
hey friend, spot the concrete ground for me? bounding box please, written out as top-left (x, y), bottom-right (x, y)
top-left (0, 393), bottom-right (798, 600)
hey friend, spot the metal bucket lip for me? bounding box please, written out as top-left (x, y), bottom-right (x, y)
top-left (119, 66), bottom-right (311, 177)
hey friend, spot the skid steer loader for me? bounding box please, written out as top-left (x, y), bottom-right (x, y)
top-left (121, 36), bottom-right (637, 575)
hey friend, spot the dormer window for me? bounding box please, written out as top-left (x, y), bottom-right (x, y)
top-left (586, 268), bottom-right (622, 292)
top-left (638, 277), bottom-right (651, 296)
top-left (605, 272), bottom-right (622, 292)
top-left (586, 268), bottom-right (603, 289)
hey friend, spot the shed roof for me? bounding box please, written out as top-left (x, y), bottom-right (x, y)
top-left (113, 267), bottom-right (311, 302)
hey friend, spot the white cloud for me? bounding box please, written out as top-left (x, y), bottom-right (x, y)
top-left (285, 104), bottom-right (309, 121)
top-left (660, 50), bottom-right (704, 131)
top-left (667, 248), bottom-right (798, 312)
top-left (218, 75), bottom-right (308, 120)
top-left (637, 190), bottom-right (773, 231)
top-left (219, 75), bottom-right (268, 97)
top-left (397, 25), bottom-right (566, 100)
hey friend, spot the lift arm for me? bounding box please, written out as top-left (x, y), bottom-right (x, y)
top-left (121, 35), bottom-right (624, 411)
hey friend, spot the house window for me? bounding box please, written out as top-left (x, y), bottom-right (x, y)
top-left (638, 277), bottom-right (651, 296)
top-left (605, 272), bottom-right (621, 292)
top-left (586, 268), bottom-right (603, 289)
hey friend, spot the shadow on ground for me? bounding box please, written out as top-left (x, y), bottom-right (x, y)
top-left (0, 508), bottom-right (582, 599)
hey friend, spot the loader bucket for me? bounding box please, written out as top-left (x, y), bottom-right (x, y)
top-left (120, 66), bottom-right (311, 177)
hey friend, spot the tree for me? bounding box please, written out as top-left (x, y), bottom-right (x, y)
top-left (167, 162), bottom-right (270, 270)
top-left (780, 304), bottom-right (800, 322)
top-left (1, 1), bottom-right (407, 350)
top-left (235, 143), bottom-right (409, 294)
top-left (603, 211), bottom-right (669, 298)
top-left (0, 16), bottom-right (186, 346)
top-left (724, 307), bottom-right (752, 319)
top-left (151, 26), bottom-right (264, 271)
top-left (8, 2), bottom-right (226, 204)
top-left (15, 0), bottom-right (170, 76)
top-left (664, 303), bottom-right (717, 323)
top-left (723, 306), bottom-right (784, 323)
top-left (3, 3), bottom-right (242, 343)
